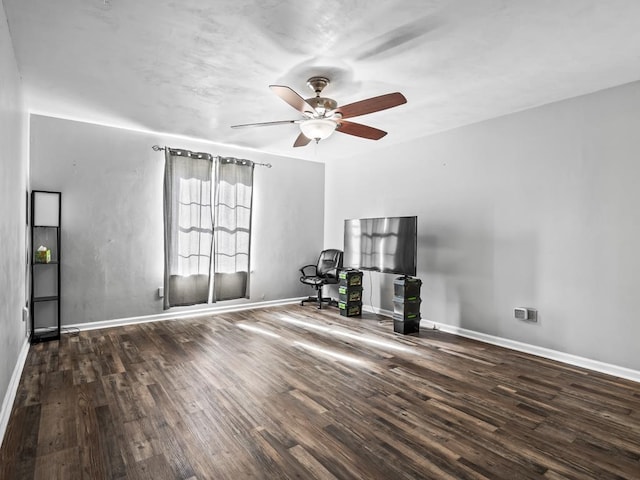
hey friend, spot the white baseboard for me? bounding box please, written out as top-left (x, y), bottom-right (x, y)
top-left (0, 336), bottom-right (30, 449)
top-left (363, 305), bottom-right (640, 384)
top-left (65, 297), bottom-right (306, 332)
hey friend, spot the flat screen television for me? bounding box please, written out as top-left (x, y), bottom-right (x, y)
top-left (343, 216), bottom-right (417, 276)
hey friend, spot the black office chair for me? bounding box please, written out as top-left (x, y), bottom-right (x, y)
top-left (300, 249), bottom-right (343, 309)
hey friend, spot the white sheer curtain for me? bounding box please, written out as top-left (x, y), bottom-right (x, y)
top-left (163, 150), bottom-right (255, 308)
top-left (163, 149), bottom-right (214, 308)
top-left (213, 157), bottom-right (255, 301)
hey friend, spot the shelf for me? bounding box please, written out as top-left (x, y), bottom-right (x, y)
top-left (33, 326), bottom-right (59, 333)
top-left (32, 329), bottom-right (60, 343)
top-left (30, 190), bottom-right (61, 344)
top-left (33, 295), bottom-right (59, 303)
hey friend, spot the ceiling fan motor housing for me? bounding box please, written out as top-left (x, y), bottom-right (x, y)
top-left (305, 77), bottom-right (337, 116)
top-left (306, 97), bottom-right (338, 115)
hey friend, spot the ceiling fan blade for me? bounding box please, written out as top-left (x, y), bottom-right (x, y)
top-left (269, 85), bottom-right (316, 115)
top-left (336, 92), bottom-right (407, 119)
top-left (336, 120), bottom-right (387, 140)
top-left (293, 132), bottom-right (312, 147)
top-left (231, 119), bottom-right (300, 129)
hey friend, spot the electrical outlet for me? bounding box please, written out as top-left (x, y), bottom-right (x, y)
top-left (515, 307), bottom-right (537, 322)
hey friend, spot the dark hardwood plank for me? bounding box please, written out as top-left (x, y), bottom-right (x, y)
top-left (76, 383), bottom-right (108, 479)
top-left (33, 446), bottom-right (80, 480)
top-left (94, 404), bottom-right (127, 478)
top-left (0, 403), bottom-right (40, 479)
top-left (1, 305), bottom-right (639, 479)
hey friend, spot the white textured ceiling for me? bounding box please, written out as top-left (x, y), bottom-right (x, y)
top-left (5, 0), bottom-right (640, 161)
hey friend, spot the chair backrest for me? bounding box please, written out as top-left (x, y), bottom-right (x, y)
top-left (317, 249), bottom-right (343, 277)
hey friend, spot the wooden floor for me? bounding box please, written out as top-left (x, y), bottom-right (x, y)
top-left (1, 305), bottom-right (639, 479)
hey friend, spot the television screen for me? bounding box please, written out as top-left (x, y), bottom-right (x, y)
top-left (343, 216), bottom-right (417, 276)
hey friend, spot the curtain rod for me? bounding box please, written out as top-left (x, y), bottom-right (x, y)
top-left (152, 145), bottom-right (272, 168)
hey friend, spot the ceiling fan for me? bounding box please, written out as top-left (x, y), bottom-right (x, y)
top-left (231, 76), bottom-right (407, 147)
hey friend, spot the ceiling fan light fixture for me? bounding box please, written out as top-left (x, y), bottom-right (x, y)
top-left (300, 118), bottom-right (337, 141)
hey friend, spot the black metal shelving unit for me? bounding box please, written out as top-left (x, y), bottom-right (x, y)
top-left (30, 190), bottom-right (61, 343)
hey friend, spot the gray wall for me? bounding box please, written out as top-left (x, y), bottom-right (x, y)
top-left (325, 81), bottom-right (640, 372)
top-left (30, 115), bottom-right (324, 325)
top-left (0, 0), bottom-right (28, 428)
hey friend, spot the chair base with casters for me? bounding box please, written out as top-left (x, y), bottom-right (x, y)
top-left (300, 285), bottom-right (337, 309)
top-left (299, 249), bottom-right (343, 309)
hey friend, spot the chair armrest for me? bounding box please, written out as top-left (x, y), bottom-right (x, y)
top-left (300, 264), bottom-right (318, 277)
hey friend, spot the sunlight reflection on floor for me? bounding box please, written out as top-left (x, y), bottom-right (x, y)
top-left (237, 322), bottom-right (282, 338)
top-left (278, 315), bottom-right (416, 354)
top-left (293, 341), bottom-right (368, 366)
top-left (236, 314), bottom-right (419, 367)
